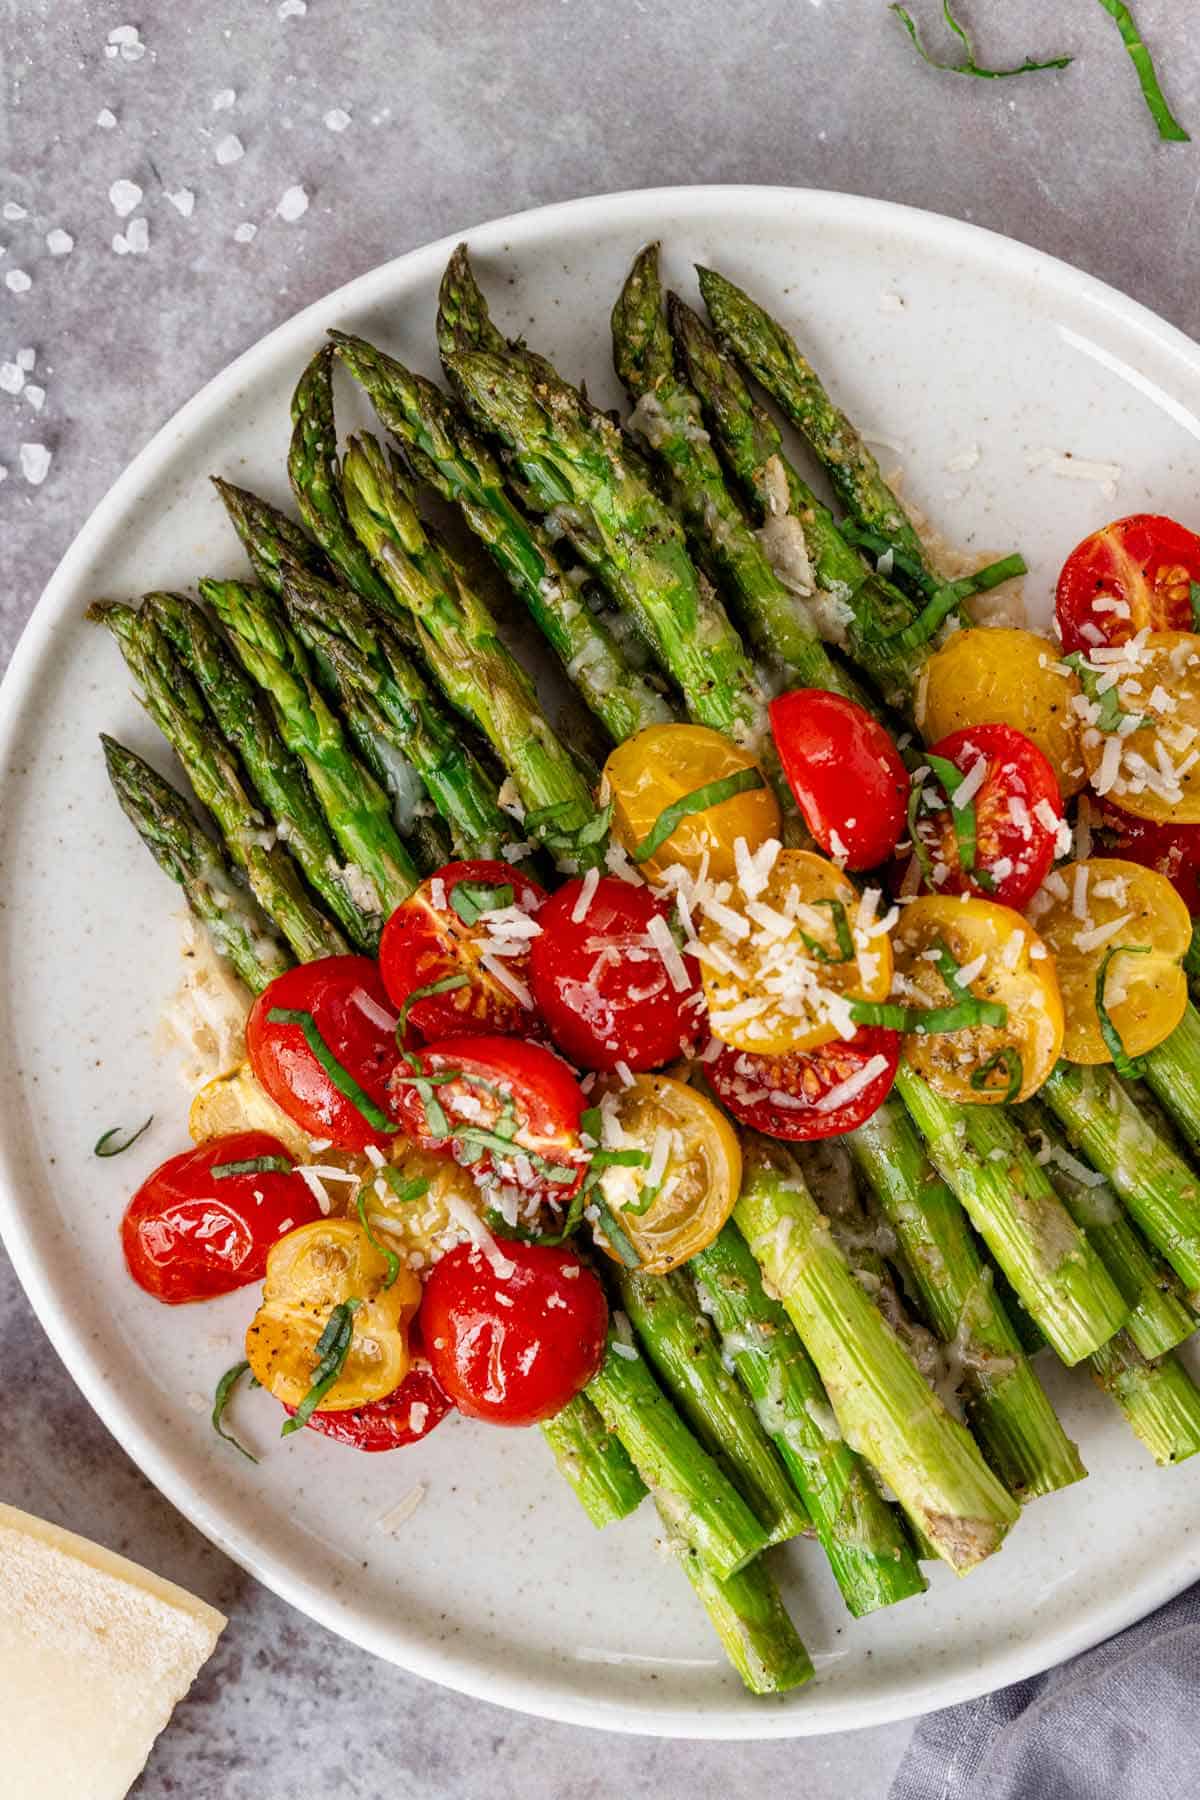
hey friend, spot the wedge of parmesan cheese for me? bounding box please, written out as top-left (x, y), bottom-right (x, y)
top-left (0, 1501), bottom-right (225, 1798)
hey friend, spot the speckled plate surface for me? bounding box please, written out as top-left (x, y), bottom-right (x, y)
top-left (3, 187), bottom-right (1200, 1738)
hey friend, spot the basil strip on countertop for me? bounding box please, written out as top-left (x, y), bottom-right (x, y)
top-left (280, 1298), bottom-right (363, 1436)
top-left (633, 768), bottom-right (765, 864)
top-left (1095, 0), bottom-right (1189, 143)
top-left (891, 2), bottom-right (1070, 82)
top-left (267, 1006), bottom-right (395, 1133)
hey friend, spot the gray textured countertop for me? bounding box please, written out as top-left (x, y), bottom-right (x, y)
top-left (3, 3), bottom-right (1198, 1794)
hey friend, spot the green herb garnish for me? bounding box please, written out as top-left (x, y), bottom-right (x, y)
top-left (450, 880), bottom-right (514, 927)
top-left (525, 799), bottom-right (613, 859)
top-left (970, 1048), bottom-right (1024, 1101)
top-left (888, 554), bottom-right (1029, 652)
top-left (1189, 581), bottom-right (1200, 632)
top-left (356, 1189), bottom-right (401, 1288)
top-left (380, 1168), bottom-right (431, 1206)
top-left (94, 1116), bottom-right (154, 1157)
top-left (1095, 942), bottom-right (1152, 1078)
top-left (396, 972), bottom-right (469, 1042)
top-left (280, 1298), bottom-right (363, 1436)
top-left (1096, 0), bottom-right (1188, 142)
top-left (852, 938), bottom-right (1007, 1034)
top-left (891, 2), bottom-right (1070, 81)
top-left (593, 1200), bottom-right (641, 1268)
top-left (211, 1155), bottom-right (293, 1178)
top-left (925, 752), bottom-right (984, 882)
top-left (1063, 653), bottom-right (1144, 735)
top-left (799, 897), bottom-right (857, 964)
top-left (212, 1359), bottom-right (259, 1463)
top-left (633, 768), bottom-right (765, 864)
top-left (267, 1007), bottom-right (395, 1133)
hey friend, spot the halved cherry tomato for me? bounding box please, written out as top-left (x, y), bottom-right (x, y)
top-left (706, 1030), bottom-right (900, 1141)
top-left (282, 1365), bottom-right (453, 1451)
top-left (604, 723), bottom-right (782, 883)
top-left (388, 1035), bottom-right (588, 1205)
top-left (528, 876), bottom-right (703, 1071)
top-left (910, 724), bottom-right (1064, 910)
top-left (770, 689), bottom-right (908, 869)
top-left (246, 956), bottom-right (401, 1154)
top-left (1077, 631), bottom-right (1200, 825)
top-left (420, 1240), bottom-right (607, 1425)
top-left (699, 848), bottom-right (893, 1056)
top-left (917, 627), bottom-right (1086, 800)
top-left (1095, 799), bottom-right (1200, 915)
top-left (379, 859), bottom-right (547, 1041)
top-left (891, 894), bottom-right (1063, 1103)
top-left (1029, 858), bottom-right (1191, 1065)
top-left (121, 1130), bottom-right (321, 1304)
top-left (1056, 514), bottom-right (1200, 653)
top-left (589, 1074), bottom-right (741, 1274)
top-left (246, 1218), bottom-right (421, 1412)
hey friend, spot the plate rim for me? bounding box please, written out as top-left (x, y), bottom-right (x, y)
top-left (3, 182), bottom-right (1200, 1739)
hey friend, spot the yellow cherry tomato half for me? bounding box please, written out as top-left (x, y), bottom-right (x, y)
top-left (698, 847), bottom-right (893, 1056)
top-left (891, 894), bottom-right (1063, 1103)
top-left (245, 1219), bottom-right (421, 1413)
top-left (1077, 631), bottom-right (1200, 825)
top-left (357, 1142), bottom-right (481, 1266)
top-left (1029, 857), bottom-right (1190, 1065)
top-left (917, 627), bottom-right (1087, 800)
top-left (592, 1074), bottom-right (741, 1275)
top-left (604, 722), bottom-right (782, 884)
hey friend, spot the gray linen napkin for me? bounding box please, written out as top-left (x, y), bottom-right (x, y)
top-left (890, 1584), bottom-right (1200, 1799)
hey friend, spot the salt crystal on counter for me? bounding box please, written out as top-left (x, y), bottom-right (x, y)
top-left (276, 185), bottom-right (308, 221)
top-left (5, 269), bottom-right (31, 292)
top-left (45, 227), bottom-right (74, 254)
top-left (165, 190), bottom-right (195, 217)
top-left (109, 178), bottom-right (142, 217)
top-left (19, 443), bottom-right (51, 485)
top-left (215, 134), bottom-right (244, 166)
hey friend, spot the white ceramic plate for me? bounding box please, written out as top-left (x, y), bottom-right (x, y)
top-left (4, 187), bottom-right (1200, 1740)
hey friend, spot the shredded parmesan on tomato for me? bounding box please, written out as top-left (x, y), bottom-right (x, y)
top-left (817, 1055), bottom-right (891, 1113)
top-left (646, 912), bottom-right (691, 992)
top-left (571, 866), bottom-right (601, 923)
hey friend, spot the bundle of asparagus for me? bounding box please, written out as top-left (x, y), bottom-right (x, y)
top-left (93, 238), bottom-right (1200, 1700)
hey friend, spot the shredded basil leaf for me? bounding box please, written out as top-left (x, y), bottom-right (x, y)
top-left (840, 522), bottom-right (931, 595)
top-left (94, 1116), bottom-right (153, 1157)
top-left (925, 753), bottom-right (982, 880)
top-left (280, 1298), bottom-right (363, 1436)
top-left (211, 1155), bottom-right (293, 1178)
top-left (450, 879), bottom-right (514, 927)
top-left (212, 1359), bottom-right (259, 1463)
top-left (1063, 653), bottom-right (1144, 735)
top-left (539, 1188), bottom-right (587, 1245)
top-left (853, 937), bottom-right (1007, 1034)
top-left (1095, 942), bottom-right (1152, 1077)
top-left (970, 1048), bottom-right (1024, 1101)
top-left (397, 972), bottom-right (469, 1042)
top-left (380, 1168), bottom-right (430, 1206)
top-left (1096, 0), bottom-right (1188, 142)
top-left (799, 897), bottom-right (857, 964)
top-left (891, 2), bottom-right (1070, 81)
top-left (593, 1200), bottom-right (641, 1268)
top-left (525, 799), bottom-right (613, 858)
top-left (634, 768), bottom-right (765, 864)
top-left (267, 1007), bottom-right (395, 1133)
top-left (1190, 581), bottom-right (1200, 632)
top-left (356, 1189), bottom-right (401, 1288)
top-left (580, 1104), bottom-right (604, 1144)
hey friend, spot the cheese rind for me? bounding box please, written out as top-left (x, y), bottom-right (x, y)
top-left (0, 1501), bottom-right (226, 1799)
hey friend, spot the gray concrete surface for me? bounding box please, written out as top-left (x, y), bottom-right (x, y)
top-left (2, 2), bottom-right (1197, 1794)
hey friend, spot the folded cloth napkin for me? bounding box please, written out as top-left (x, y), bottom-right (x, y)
top-left (890, 1583), bottom-right (1200, 1800)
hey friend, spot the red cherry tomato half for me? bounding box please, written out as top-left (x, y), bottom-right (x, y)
top-left (380, 859), bottom-right (547, 1042)
top-left (913, 724), bottom-right (1064, 911)
top-left (770, 688), bottom-right (909, 869)
top-left (420, 1241), bottom-right (608, 1425)
top-left (121, 1131), bottom-right (321, 1304)
top-left (389, 1035), bottom-right (588, 1203)
top-left (282, 1365), bottom-right (453, 1451)
top-left (528, 876), bottom-right (704, 1072)
top-left (1095, 799), bottom-right (1200, 916)
top-left (706, 1029), bottom-right (900, 1140)
top-left (247, 955), bottom-right (402, 1153)
top-left (1056, 513), bottom-right (1200, 653)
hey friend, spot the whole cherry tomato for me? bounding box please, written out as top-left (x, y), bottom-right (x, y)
top-left (420, 1241), bottom-right (607, 1425)
top-left (1095, 799), bottom-right (1200, 915)
top-left (121, 1131), bottom-right (320, 1304)
top-left (247, 955), bottom-right (402, 1153)
top-left (910, 723), bottom-right (1064, 911)
top-left (1056, 513), bottom-right (1200, 653)
top-left (283, 1365), bottom-right (453, 1451)
top-left (389, 1035), bottom-right (588, 1205)
top-left (770, 688), bottom-right (909, 869)
top-left (706, 1030), bottom-right (900, 1140)
top-left (528, 876), bottom-right (703, 1071)
top-left (380, 859), bottom-right (547, 1041)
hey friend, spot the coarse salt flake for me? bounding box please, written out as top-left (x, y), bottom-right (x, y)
top-left (215, 134), bottom-right (244, 166)
top-left (96, 108), bottom-right (117, 129)
top-left (0, 362), bottom-right (23, 394)
top-left (5, 269), bottom-right (31, 292)
top-left (234, 221), bottom-right (257, 243)
top-left (276, 184), bottom-right (309, 221)
top-left (16, 347), bottom-right (34, 370)
top-left (279, 0), bottom-right (307, 15)
top-left (325, 108), bottom-right (351, 131)
top-left (2, 202), bottom-right (27, 221)
top-left (212, 88), bottom-right (236, 110)
top-left (124, 216), bottom-right (149, 253)
top-left (24, 385), bottom-right (44, 411)
top-left (19, 442), bottom-right (51, 485)
top-left (166, 189), bottom-right (195, 217)
top-left (45, 227), bottom-right (74, 254)
top-left (109, 178), bottom-right (142, 216)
